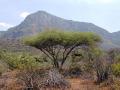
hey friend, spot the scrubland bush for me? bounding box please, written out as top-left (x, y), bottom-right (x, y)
top-left (65, 63), bottom-right (82, 78)
top-left (112, 78), bottom-right (120, 90)
top-left (91, 49), bottom-right (111, 84)
top-left (108, 48), bottom-right (120, 63)
top-left (77, 48), bottom-right (112, 83)
top-left (1, 52), bottom-right (37, 70)
top-left (63, 46), bottom-right (116, 87)
top-left (17, 68), bottom-right (70, 90)
top-left (0, 64), bottom-right (8, 76)
top-left (111, 51), bottom-right (120, 77)
top-left (111, 63), bottom-right (120, 90)
top-left (0, 51), bottom-right (51, 70)
top-left (112, 64), bottom-right (120, 77)
top-left (0, 51), bottom-right (70, 90)
top-left (18, 69), bottom-right (46, 90)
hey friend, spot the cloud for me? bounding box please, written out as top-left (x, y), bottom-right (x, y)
top-left (20, 12), bottom-right (30, 18)
top-left (0, 22), bottom-right (13, 28)
top-left (0, 22), bottom-right (13, 31)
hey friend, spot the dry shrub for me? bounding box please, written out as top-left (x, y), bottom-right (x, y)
top-left (17, 68), bottom-right (47, 90)
top-left (63, 64), bottom-right (82, 78)
top-left (110, 77), bottom-right (120, 90)
top-left (39, 69), bottom-right (70, 89)
top-left (0, 70), bottom-right (24, 90)
top-left (18, 68), bottom-right (70, 90)
top-left (3, 78), bottom-right (24, 90)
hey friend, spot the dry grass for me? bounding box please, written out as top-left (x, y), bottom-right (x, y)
top-left (0, 71), bottom-right (112, 90)
top-left (39, 78), bottom-right (112, 90)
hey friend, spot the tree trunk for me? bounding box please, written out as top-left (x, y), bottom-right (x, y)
top-left (53, 59), bottom-right (60, 69)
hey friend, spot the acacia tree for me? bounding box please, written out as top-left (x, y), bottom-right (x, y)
top-left (24, 30), bottom-right (101, 70)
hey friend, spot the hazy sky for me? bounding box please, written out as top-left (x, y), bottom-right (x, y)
top-left (0, 0), bottom-right (120, 32)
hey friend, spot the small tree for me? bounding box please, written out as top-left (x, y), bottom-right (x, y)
top-left (83, 48), bottom-right (112, 83)
top-left (24, 30), bottom-right (101, 70)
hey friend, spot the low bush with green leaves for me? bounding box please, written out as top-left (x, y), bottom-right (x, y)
top-left (112, 63), bottom-right (120, 77)
top-left (0, 51), bottom-right (51, 70)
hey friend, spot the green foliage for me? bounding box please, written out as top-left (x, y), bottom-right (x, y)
top-left (114, 54), bottom-right (120, 63)
top-left (0, 64), bottom-right (7, 75)
top-left (108, 48), bottom-right (120, 63)
top-left (112, 63), bottom-right (120, 77)
top-left (110, 52), bottom-right (120, 77)
top-left (0, 51), bottom-right (50, 70)
top-left (24, 30), bottom-right (101, 48)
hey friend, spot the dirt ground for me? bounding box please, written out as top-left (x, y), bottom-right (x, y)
top-left (67, 78), bottom-right (111, 90)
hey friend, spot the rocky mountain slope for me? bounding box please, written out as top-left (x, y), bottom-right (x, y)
top-left (0, 11), bottom-right (120, 49)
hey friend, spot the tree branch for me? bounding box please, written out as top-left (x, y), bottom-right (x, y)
top-left (61, 44), bottom-right (78, 68)
top-left (40, 48), bottom-right (53, 61)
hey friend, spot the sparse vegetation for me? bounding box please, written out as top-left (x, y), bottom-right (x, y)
top-left (1, 29), bottom-right (120, 90)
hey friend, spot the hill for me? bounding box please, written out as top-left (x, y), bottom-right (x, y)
top-left (0, 11), bottom-right (120, 49)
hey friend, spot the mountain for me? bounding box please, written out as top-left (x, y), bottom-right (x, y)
top-left (0, 11), bottom-right (120, 49)
top-left (0, 31), bottom-right (5, 37)
top-left (110, 31), bottom-right (120, 46)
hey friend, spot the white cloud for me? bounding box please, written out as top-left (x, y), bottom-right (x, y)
top-left (20, 12), bottom-right (30, 18)
top-left (0, 22), bottom-right (13, 28)
top-left (0, 22), bottom-right (13, 31)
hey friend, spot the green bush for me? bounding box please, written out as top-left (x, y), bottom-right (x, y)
top-left (0, 51), bottom-right (51, 70)
top-left (112, 63), bottom-right (120, 77)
